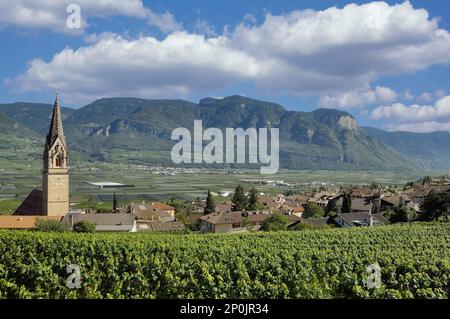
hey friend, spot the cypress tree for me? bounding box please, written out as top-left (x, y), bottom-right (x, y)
top-left (248, 187), bottom-right (259, 210)
top-left (113, 192), bottom-right (118, 211)
top-left (232, 185), bottom-right (247, 211)
top-left (204, 190), bottom-right (216, 215)
top-left (341, 193), bottom-right (352, 214)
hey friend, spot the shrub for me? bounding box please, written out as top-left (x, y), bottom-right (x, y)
top-left (35, 219), bottom-right (68, 232)
top-left (260, 213), bottom-right (289, 231)
top-left (72, 221), bottom-right (96, 233)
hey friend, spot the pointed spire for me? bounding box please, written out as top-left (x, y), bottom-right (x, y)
top-left (46, 93), bottom-right (67, 148)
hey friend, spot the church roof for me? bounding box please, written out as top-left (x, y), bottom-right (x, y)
top-left (46, 94), bottom-right (67, 148)
top-left (14, 189), bottom-right (43, 216)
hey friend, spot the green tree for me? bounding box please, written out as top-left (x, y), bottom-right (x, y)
top-left (341, 193), bottom-right (352, 214)
top-left (303, 203), bottom-right (325, 219)
top-left (232, 185), bottom-right (247, 211)
top-left (385, 204), bottom-right (418, 223)
top-left (35, 219), bottom-right (68, 232)
top-left (112, 192), bottom-right (118, 211)
top-left (420, 190), bottom-right (449, 221)
top-left (73, 221), bottom-right (96, 233)
top-left (325, 198), bottom-right (337, 214)
top-left (242, 217), bottom-right (254, 231)
top-left (247, 187), bottom-right (259, 211)
top-left (204, 190), bottom-right (216, 215)
top-left (260, 213), bottom-right (289, 231)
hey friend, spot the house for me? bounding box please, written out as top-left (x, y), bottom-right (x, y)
top-left (62, 213), bottom-right (137, 232)
top-left (330, 213), bottom-right (389, 228)
top-left (351, 187), bottom-right (379, 199)
top-left (147, 202), bottom-right (176, 217)
top-left (199, 211), bottom-right (300, 233)
top-left (136, 220), bottom-right (185, 232)
top-left (127, 203), bottom-right (176, 222)
top-left (376, 194), bottom-right (411, 212)
top-left (336, 197), bottom-right (374, 214)
top-left (0, 216), bottom-right (62, 230)
top-left (259, 195), bottom-right (285, 209)
top-left (278, 205), bottom-right (304, 217)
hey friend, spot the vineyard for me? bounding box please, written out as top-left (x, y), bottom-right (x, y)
top-left (0, 223), bottom-right (449, 299)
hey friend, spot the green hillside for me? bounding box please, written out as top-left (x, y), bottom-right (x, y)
top-left (1, 96), bottom-right (449, 170)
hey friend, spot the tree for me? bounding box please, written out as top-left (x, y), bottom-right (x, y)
top-left (204, 190), bottom-right (216, 215)
top-left (303, 203), bottom-right (325, 219)
top-left (73, 221), bottom-right (96, 233)
top-left (242, 217), bottom-right (254, 231)
top-left (260, 214), bottom-right (289, 231)
top-left (112, 192), bottom-right (118, 211)
top-left (35, 219), bottom-right (68, 232)
top-left (385, 204), bottom-right (418, 223)
top-left (325, 198), bottom-right (337, 214)
top-left (247, 187), bottom-right (259, 210)
top-left (420, 190), bottom-right (450, 221)
top-left (232, 185), bottom-right (247, 211)
top-left (341, 193), bottom-right (352, 214)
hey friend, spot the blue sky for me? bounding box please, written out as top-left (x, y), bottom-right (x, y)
top-left (1, 0), bottom-right (450, 132)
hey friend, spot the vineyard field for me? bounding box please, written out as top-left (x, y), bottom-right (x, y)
top-left (0, 223), bottom-right (449, 299)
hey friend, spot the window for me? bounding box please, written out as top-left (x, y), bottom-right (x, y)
top-left (55, 154), bottom-right (63, 167)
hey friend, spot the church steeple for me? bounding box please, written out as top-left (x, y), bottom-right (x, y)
top-left (46, 93), bottom-right (67, 149)
top-left (42, 94), bottom-right (69, 216)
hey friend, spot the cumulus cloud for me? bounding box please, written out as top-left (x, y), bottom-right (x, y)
top-left (6, 1), bottom-right (450, 109)
top-left (230, 1), bottom-right (450, 93)
top-left (417, 92), bottom-right (434, 103)
top-left (6, 32), bottom-right (261, 102)
top-left (0, 0), bottom-right (180, 33)
top-left (384, 122), bottom-right (450, 133)
top-left (319, 86), bottom-right (398, 108)
top-left (371, 95), bottom-right (450, 124)
top-left (194, 19), bottom-right (216, 37)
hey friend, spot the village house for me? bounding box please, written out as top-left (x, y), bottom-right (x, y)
top-left (62, 213), bottom-right (137, 232)
top-left (330, 213), bottom-right (389, 228)
top-left (336, 197), bottom-right (374, 214)
top-left (126, 203), bottom-right (176, 222)
top-left (199, 211), bottom-right (300, 233)
top-left (136, 220), bottom-right (185, 232)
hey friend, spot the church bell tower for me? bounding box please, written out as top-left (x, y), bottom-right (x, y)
top-left (42, 94), bottom-right (69, 216)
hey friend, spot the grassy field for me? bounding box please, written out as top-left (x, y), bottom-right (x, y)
top-left (0, 163), bottom-right (444, 214)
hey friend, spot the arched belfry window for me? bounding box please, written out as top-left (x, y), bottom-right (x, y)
top-left (55, 154), bottom-right (64, 167)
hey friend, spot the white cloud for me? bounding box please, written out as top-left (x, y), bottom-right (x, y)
top-left (417, 92), bottom-right (433, 103)
top-left (319, 86), bottom-right (398, 108)
top-left (230, 1), bottom-right (450, 93)
top-left (370, 96), bottom-right (450, 123)
top-left (194, 19), bottom-right (216, 37)
top-left (6, 32), bottom-right (261, 103)
top-left (0, 0), bottom-right (180, 33)
top-left (6, 1), bottom-right (450, 112)
top-left (384, 122), bottom-right (450, 133)
top-left (403, 90), bottom-right (415, 101)
top-left (434, 89), bottom-right (446, 99)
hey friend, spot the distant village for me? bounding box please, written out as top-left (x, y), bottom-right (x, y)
top-left (0, 96), bottom-right (449, 233)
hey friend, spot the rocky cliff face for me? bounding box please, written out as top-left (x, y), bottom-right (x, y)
top-left (338, 115), bottom-right (358, 130)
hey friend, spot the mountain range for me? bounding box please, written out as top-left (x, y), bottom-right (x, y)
top-left (1, 95), bottom-right (449, 171)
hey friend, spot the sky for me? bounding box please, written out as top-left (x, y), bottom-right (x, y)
top-left (1, 0), bottom-right (450, 133)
